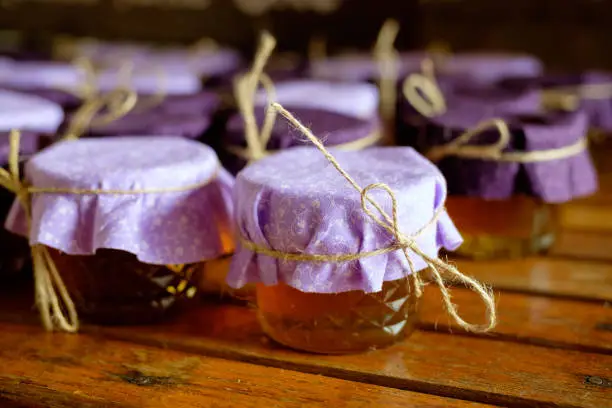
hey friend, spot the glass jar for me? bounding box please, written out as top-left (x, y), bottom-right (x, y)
top-left (48, 248), bottom-right (202, 325)
top-left (256, 276), bottom-right (419, 354)
top-left (445, 195), bottom-right (558, 259)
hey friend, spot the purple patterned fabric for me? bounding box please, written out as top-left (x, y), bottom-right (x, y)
top-left (223, 107), bottom-right (381, 174)
top-left (1, 87), bottom-right (82, 110)
top-left (227, 146), bottom-right (462, 294)
top-left (6, 136), bottom-right (235, 264)
top-left (309, 51), bottom-right (542, 84)
top-left (255, 80), bottom-right (379, 119)
top-left (499, 71), bottom-right (612, 132)
top-left (63, 91), bottom-right (221, 139)
top-left (405, 107), bottom-right (597, 203)
top-left (0, 61), bottom-right (83, 91)
top-left (0, 89), bottom-right (64, 133)
top-left (0, 60), bottom-right (202, 96)
top-left (85, 112), bottom-right (212, 139)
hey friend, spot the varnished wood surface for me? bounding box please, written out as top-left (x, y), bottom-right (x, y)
top-left (0, 324), bottom-right (490, 408)
top-left (1, 173), bottom-right (612, 407)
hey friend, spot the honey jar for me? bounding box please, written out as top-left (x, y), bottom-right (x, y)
top-left (227, 144), bottom-right (465, 353)
top-left (404, 106), bottom-right (597, 259)
top-left (5, 136), bottom-right (234, 329)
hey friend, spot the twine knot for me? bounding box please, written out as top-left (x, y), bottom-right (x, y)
top-left (62, 87), bottom-right (138, 140)
top-left (373, 19), bottom-right (400, 144)
top-left (230, 32), bottom-right (279, 163)
top-left (241, 102), bottom-right (499, 333)
top-left (0, 130), bottom-right (79, 332)
top-left (403, 65), bottom-right (588, 163)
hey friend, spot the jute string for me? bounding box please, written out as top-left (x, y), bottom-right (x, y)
top-left (2, 128), bottom-right (219, 332)
top-left (237, 102), bottom-right (497, 333)
top-left (62, 87), bottom-right (138, 140)
top-left (231, 32), bottom-right (382, 163)
top-left (542, 82), bottom-right (612, 112)
top-left (115, 60), bottom-right (168, 113)
top-left (403, 68), bottom-right (588, 163)
top-left (373, 19), bottom-right (400, 144)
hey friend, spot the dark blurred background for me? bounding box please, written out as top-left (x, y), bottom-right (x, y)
top-left (0, 0), bottom-right (610, 70)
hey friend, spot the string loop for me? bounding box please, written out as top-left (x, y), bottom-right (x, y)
top-left (239, 102), bottom-right (498, 333)
top-left (403, 64), bottom-right (588, 163)
top-left (62, 87), bottom-right (138, 140)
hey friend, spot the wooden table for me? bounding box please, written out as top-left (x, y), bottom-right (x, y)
top-left (1, 178), bottom-right (612, 407)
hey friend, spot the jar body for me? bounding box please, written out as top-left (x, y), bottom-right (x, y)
top-left (446, 195), bottom-right (558, 259)
top-left (48, 248), bottom-right (202, 325)
top-left (256, 277), bottom-right (420, 354)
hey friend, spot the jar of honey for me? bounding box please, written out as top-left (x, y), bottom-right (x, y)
top-left (5, 136), bottom-right (234, 328)
top-left (403, 106), bottom-right (597, 259)
top-left (227, 146), bottom-right (463, 353)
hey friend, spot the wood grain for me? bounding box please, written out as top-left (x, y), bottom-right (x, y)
top-left (97, 302), bottom-right (612, 408)
top-left (550, 230), bottom-right (612, 262)
top-left (420, 287), bottom-right (612, 354)
top-left (451, 257), bottom-right (612, 302)
top-left (0, 323), bottom-right (490, 408)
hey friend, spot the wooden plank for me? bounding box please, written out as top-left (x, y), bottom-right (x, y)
top-left (0, 323), bottom-right (489, 408)
top-left (97, 302), bottom-right (612, 408)
top-left (451, 257), bottom-right (612, 302)
top-left (420, 287), bottom-right (612, 354)
top-left (550, 230), bottom-right (612, 262)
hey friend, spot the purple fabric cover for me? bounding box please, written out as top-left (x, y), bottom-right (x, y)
top-left (86, 112), bottom-right (212, 139)
top-left (1, 87), bottom-right (82, 110)
top-left (310, 51), bottom-right (542, 84)
top-left (499, 71), bottom-right (612, 132)
top-left (6, 136), bottom-right (235, 264)
top-left (227, 146), bottom-right (462, 293)
top-left (406, 107), bottom-right (597, 203)
top-left (64, 91), bottom-right (220, 139)
top-left (223, 107), bottom-right (381, 174)
top-left (0, 89), bottom-right (64, 134)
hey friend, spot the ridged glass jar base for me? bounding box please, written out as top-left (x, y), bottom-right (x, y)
top-left (256, 277), bottom-right (419, 354)
top-left (48, 248), bottom-right (201, 325)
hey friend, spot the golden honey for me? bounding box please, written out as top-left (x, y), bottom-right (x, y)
top-left (256, 277), bottom-right (419, 354)
top-left (446, 195), bottom-right (558, 259)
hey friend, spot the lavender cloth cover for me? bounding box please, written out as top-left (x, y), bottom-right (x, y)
top-left (71, 91), bottom-right (221, 139)
top-left (6, 137), bottom-right (235, 265)
top-left (406, 106), bottom-right (597, 203)
top-left (0, 89), bottom-right (64, 134)
top-left (223, 81), bottom-right (381, 174)
top-left (227, 146), bottom-right (462, 294)
top-left (255, 80), bottom-right (380, 120)
top-left (0, 60), bottom-right (202, 96)
top-left (223, 107), bottom-right (381, 174)
top-left (310, 52), bottom-right (542, 84)
top-left (499, 71), bottom-right (612, 132)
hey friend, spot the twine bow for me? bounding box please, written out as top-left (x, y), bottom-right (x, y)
top-left (0, 130), bottom-right (79, 332)
top-left (230, 32), bottom-right (383, 163)
top-left (542, 82), bottom-right (612, 112)
top-left (403, 66), bottom-right (588, 163)
top-left (62, 87), bottom-right (138, 140)
top-left (403, 58), bottom-right (447, 118)
top-left (242, 103), bottom-right (498, 333)
top-left (115, 60), bottom-right (168, 113)
top-left (373, 19), bottom-right (400, 144)
top-left (230, 32), bottom-right (279, 163)
top-left (1, 127), bottom-right (220, 332)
